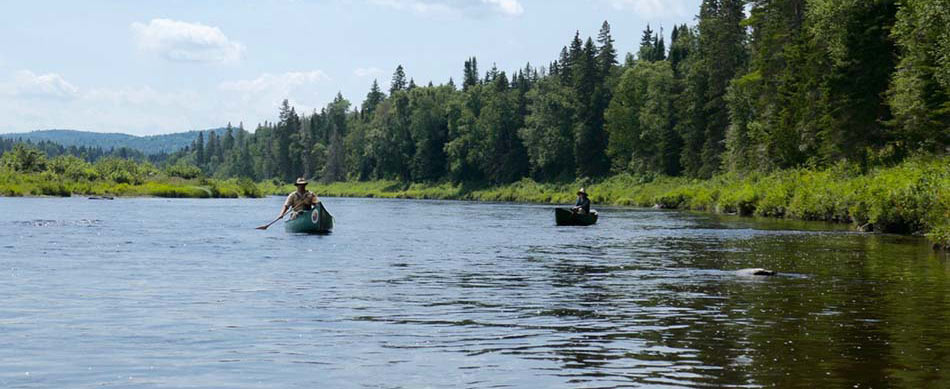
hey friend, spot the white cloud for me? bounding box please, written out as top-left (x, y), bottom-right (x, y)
top-left (219, 71), bottom-right (329, 94)
top-left (354, 67), bottom-right (384, 78)
top-left (481, 0), bottom-right (523, 16)
top-left (218, 71), bottom-right (331, 123)
top-left (608, 0), bottom-right (688, 17)
top-left (0, 70), bottom-right (208, 134)
top-left (370, 0), bottom-right (523, 17)
top-left (131, 18), bottom-right (245, 63)
top-left (0, 69), bottom-right (333, 135)
top-left (6, 70), bottom-right (79, 100)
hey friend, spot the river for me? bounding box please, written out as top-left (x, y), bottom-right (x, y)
top-left (1, 196), bottom-right (947, 388)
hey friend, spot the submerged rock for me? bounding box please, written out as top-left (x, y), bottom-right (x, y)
top-left (736, 268), bottom-right (777, 276)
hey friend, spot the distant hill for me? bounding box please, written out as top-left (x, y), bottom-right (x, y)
top-left (0, 128), bottom-right (227, 155)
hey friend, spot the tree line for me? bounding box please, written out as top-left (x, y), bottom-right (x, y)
top-left (163, 0), bottom-right (948, 184)
top-left (0, 137), bottom-right (156, 164)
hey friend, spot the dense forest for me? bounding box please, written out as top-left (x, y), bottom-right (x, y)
top-left (0, 128), bottom-right (227, 155)
top-left (160, 0), bottom-right (947, 186)
top-left (0, 137), bottom-right (158, 163)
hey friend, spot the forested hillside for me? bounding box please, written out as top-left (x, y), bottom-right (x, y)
top-left (161, 0), bottom-right (947, 185)
top-left (0, 128), bottom-right (226, 155)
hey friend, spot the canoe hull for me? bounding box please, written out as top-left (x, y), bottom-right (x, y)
top-left (285, 202), bottom-right (334, 233)
top-left (555, 207), bottom-right (598, 226)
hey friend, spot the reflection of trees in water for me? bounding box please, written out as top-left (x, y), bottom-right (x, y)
top-left (524, 231), bottom-right (949, 387)
top-left (357, 228), bottom-right (947, 387)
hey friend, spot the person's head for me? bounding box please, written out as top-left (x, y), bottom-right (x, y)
top-left (294, 177), bottom-right (308, 191)
top-left (577, 188), bottom-right (587, 197)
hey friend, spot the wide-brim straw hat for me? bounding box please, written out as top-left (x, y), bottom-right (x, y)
top-left (577, 187), bottom-right (587, 195)
top-left (295, 177), bottom-right (308, 185)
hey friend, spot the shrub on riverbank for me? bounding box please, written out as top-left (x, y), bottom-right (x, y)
top-left (0, 168), bottom-right (266, 199)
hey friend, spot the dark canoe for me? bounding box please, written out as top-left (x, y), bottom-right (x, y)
top-left (555, 207), bottom-right (598, 226)
top-left (285, 202), bottom-right (334, 234)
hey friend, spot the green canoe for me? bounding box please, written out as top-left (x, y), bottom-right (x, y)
top-left (285, 202), bottom-right (334, 233)
top-left (555, 207), bottom-right (598, 226)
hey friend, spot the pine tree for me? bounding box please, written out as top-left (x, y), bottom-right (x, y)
top-left (223, 123), bottom-right (235, 153)
top-left (206, 131), bottom-right (219, 164)
top-left (390, 65), bottom-right (407, 95)
top-left (696, 0), bottom-right (747, 177)
top-left (463, 57), bottom-right (479, 90)
top-left (574, 37), bottom-right (610, 177)
top-left (596, 21), bottom-right (618, 79)
top-left (639, 24), bottom-right (656, 61)
top-left (362, 79), bottom-right (386, 119)
top-left (887, 0), bottom-right (950, 154)
top-left (195, 132), bottom-right (205, 166)
top-left (654, 31), bottom-right (666, 61)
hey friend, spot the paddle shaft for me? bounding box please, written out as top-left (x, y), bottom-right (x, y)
top-left (256, 212), bottom-right (286, 230)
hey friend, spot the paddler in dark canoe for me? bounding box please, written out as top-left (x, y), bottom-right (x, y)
top-left (555, 188), bottom-right (598, 226)
top-left (573, 188), bottom-right (591, 214)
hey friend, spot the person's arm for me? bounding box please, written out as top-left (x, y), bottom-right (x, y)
top-left (278, 194), bottom-right (293, 218)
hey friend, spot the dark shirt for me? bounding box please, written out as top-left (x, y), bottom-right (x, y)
top-left (575, 196), bottom-right (590, 213)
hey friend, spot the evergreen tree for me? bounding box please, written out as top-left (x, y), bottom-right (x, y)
top-left (390, 65), bottom-right (407, 95)
top-left (697, 0), bottom-right (747, 177)
top-left (654, 32), bottom-right (666, 61)
top-left (573, 37), bottom-right (610, 177)
top-left (887, 0), bottom-right (949, 155)
top-left (223, 123), bottom-right (235, 153)
top-left (463, 57), bottom-right (479, 90)
top-left (195, 132), bottom-right (205, 166)
top-left (362, 79), bottom-right (386, 120)
top-left (596, 21), bottom-right (618, 78)
top-left (639, 24), bottom-right (656, 61)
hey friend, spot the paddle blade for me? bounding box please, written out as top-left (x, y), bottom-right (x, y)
top-left (255, 225), bottom-right (269, 230)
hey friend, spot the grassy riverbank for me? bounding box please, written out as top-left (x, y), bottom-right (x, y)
top-left (311, 156), bottom-right (949, 247)
top-left (0, 172), bottom-right (266, 199)
top-left (2, 155), bottom-right (947, 247)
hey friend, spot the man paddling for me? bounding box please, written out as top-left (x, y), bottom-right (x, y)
top-left (282, 177), bottom-right (319, 216)
top-left (573, 188), bottom-right (591, 214)
top-left (257, 177), bottom-right (319, 229)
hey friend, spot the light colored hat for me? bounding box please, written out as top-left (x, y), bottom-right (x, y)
top-left (577, 187), bottom-right (587, 195)
top-left (295, 177), bottom-right (308, 185)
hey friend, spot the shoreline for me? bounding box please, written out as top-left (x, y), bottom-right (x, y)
top-left (2, 156), bottom-right (947, 248)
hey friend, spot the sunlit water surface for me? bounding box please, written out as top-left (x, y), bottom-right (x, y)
top-left (1, 197), bottom-right (947, 388)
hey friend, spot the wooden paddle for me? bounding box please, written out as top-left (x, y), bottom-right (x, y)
top-left (256, 212), bottom-right (286, 230)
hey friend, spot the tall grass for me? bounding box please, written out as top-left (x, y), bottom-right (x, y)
top-left (306, 156), bottom-right (949, 247)
top-left (0, 170), bottom-right (265, 200)
top-left (2, 155), bottom-right (947, 246)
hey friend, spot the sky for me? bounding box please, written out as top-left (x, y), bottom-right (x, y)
top-left (0, 0), bottom-right (701, 136)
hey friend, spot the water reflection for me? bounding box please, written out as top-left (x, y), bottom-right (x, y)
top-left (0, 198), bottom-right (946, 388)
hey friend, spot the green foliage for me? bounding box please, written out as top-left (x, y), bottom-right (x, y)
top-left (519, 78), bottom-right (575, 181)
top-left (165, 162), bottom-right (202, 179)
top-left (94, 157), bottom-right (153, 184)
top-left (47, 155), bottom-right (98, 181)
top-left (887, 0), bottom-right (950, 155)
top-left (605, 62), bottom-right (677, 175)
top-left (1, 144), bottom-right (48, 173)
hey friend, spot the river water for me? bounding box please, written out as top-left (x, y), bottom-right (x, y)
top-left (1, 197), bottom-right (947, 388)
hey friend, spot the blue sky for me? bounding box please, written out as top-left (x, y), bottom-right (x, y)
top-left (0, 0), bottom-right (701, 135)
